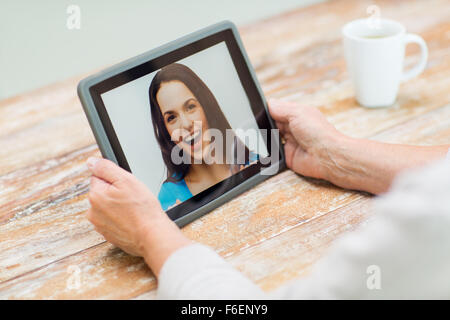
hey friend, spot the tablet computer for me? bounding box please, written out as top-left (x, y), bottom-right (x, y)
top-left (77, 20), bottom-right (285, 227)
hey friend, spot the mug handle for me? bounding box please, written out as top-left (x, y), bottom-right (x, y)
top-left (401, 33), bottom-right (428, 82)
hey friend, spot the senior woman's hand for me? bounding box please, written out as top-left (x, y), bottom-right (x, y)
top-left (86, 157), bottom-right (192, 276)
top-left (268, 99), bottom-right (345, 181)
top-left (268, 99), bottom-right (449, 194)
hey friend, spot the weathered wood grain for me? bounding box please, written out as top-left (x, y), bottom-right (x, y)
top-left (241, 0), bottom-right (449, 69)
top-left (137, 104), bottom-right (450, 298)
top-left (0, 76), bottom-right (95, 176)
top-left (1, 0), bottom-right (449, 299)
top-left (0, 197), bottom-right (372, 299)
top-left (0, 243), bottom-right (155, 299)
top-left (228, 197), bottom-right (374, 292)
top-left (0, 144), bottom-right (99, 224)
top-left (2, 101), bottom-right (449, 299)
top-left (0, 160), bottom-right (363, 282)
top-left (135, 198), bottom-right (375, 299)
top-left (1, 0), bottom-right (448, 226)
top-left (371, 103), bottom-right (450, 146)
top-left (1, 2), bottom-right (448, 178)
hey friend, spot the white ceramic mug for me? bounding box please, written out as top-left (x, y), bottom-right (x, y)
top-left (342, 18), bottom-right (428, 108)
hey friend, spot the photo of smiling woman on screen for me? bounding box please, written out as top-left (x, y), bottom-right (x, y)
top-left (149, 63), bottom-right (259, 210)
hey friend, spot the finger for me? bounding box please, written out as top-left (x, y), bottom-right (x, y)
top-left (87, 207), bottom-right (119, 233)
top-left (275, 121), bottom-right (287, 134)
top-left (92, 225), bottom-right (114, 244)
top-left (284, 142), bottom-right (312, 176)
top-left (88, 176), bottom-right (108, 207)
top-left (86, 207), bottom-right (107, 229)
top-left (87, 157), bottom-right (130, 185)
top-left (86, 207), bottom-right (94, 223)
top-left (283, 140), bottom-right (298, 169)
top-left (283, 131), bottom-right (296, 144)
top-left (268, 99), bottom-right (297, 122)
top-left (90, 175), bottom-right (110, 194)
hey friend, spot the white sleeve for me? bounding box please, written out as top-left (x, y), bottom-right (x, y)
top-left (157, 159), bottom-right (450, 300)
top-left (157, 243), bottom-right (266, 299)
top-left (270, 159), bottom-right (450, 299)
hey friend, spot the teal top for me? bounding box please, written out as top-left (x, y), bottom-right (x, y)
top-left (158, 152), bottom-right (259, 210)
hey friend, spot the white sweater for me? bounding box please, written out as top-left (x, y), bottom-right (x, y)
top-left (157, 154), bottom-right (450, 299)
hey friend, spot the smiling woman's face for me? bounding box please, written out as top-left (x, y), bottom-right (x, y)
top-left (156, 80), bottom-right (210, 162)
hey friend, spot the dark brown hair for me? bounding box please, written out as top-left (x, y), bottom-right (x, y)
top-left (149, 63), bottom-right (249, 183)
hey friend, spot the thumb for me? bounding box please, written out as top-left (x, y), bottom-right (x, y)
top-left (268, 98), bottom-right (296, 122)
top-left (86, 157), bottom-right (130, 184)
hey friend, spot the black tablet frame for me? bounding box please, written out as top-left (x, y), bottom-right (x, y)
top-left (78, 21), bottom-right (285, 226)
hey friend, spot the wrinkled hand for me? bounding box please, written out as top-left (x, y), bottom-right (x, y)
top-left (86, 158), bottom-right (169, 257)
top-left (86, 158), bottom-right (191, 276)
top-left (268, 99), bottom-right (345, 180)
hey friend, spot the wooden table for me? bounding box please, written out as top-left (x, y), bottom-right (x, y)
top-left (1, 0), bottom-right (449, 299)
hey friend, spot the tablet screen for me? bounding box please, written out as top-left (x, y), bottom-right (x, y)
top-left (88, 29), bottom-right (280, 221)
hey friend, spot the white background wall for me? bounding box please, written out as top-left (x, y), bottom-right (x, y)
top-left (0, 0), bottom-right (324, 100)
